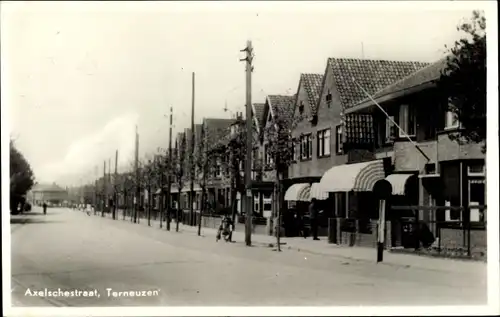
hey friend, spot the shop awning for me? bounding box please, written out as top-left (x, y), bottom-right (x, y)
top-left (309, 183), bottom-right (328, 200)
top-left (284, 183), bottom-right (311, 201)
top-left (319, 160), bottom-right (385, 192)
top-left (385, 174), bottom-right (415, 195)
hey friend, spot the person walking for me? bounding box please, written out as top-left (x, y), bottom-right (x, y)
top-left (309, 198), bottom-right (320, 240)
top-left (42, 202), bottom-right (47, 215)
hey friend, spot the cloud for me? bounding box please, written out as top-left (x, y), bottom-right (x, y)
top-left (37, 112), bottom-right (139, 185)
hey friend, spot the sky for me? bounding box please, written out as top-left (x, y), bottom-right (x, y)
top-left (1, 1), bottom-right (486, 187)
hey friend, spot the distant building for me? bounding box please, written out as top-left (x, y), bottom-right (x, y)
top-left (29, 182), bottom-right (68, 205)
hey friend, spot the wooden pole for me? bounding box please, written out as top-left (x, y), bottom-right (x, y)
top-left (377, 199), bottom-right (386, 262)
top-left (113, 150), bottom-right (118, 220)
top-left (167, 107), bottom-right (173, 231)
top-left (190, 72), bottom-right (196, 226)
top-left (102, 160), bottom-right (106, 217)
top-left (240, 40), bottom-right (253, 246)
top-left (134, 125), bottom-right (139, 224)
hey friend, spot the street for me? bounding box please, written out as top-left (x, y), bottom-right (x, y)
top-left (11, 207), bottom-right (487, 307)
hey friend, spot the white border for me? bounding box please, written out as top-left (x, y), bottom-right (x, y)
top-left (2, 1), bottom-right (499, 316)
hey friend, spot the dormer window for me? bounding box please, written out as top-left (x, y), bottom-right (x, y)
top-left (298, 101), bottom-right (305, 114)
top-left (326, 90), bottom-right (332, 108)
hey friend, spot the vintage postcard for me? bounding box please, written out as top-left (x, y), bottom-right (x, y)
top-left (1, 1), bottom-right (498, 316)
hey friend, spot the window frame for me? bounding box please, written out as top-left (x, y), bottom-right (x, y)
top-left (398, 104), bottom-right (416, 138)
top-left (385, 115), bottom-right (395, 144)
top-left (317, 128), bottom-right (331, 158)
top-left (444, 110), bottom-right (460, 130)
top-left (467, 162), bottom-right (485, 177)
top-left (300, 133), bottom-right (312, 160)
top-left (335, 125), bottom-right (343, 155)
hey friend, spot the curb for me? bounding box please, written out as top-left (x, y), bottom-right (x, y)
top-left (91, 213), bottom-right (477, 271)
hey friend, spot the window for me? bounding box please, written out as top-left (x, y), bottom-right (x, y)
top-left (299, 101), bottom-right (305, 114)
top-left (317, 129), bottom-right (331, 157)
top-left (445, 111), bottom-right (459, 130)
top-left (335, 125), bottom-right (343, 154)
top-left (264, 144), bottom-right (273, 165)
top-left (215, 159), bottom-right (221, 178)
top-left (300, 134), bottom-right (312, 160)
top-left (398, 104), bottom-right (416, 137)
top-left (468, 162), bottom-right (485, 176)
top-left (263, 193), bottom-right (272, 212)
top-left (291, 139), bottom-right (297, 162)
top-left (325, 90), bottom-right (332, 108)
top-left (385, 116), bottom-right (395, 143)
top-left (253, 193), bottom-right (260, 213)
top-left (469, 180), bottom-right (485, 222)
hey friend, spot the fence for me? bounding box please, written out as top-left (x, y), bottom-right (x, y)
top-left (390, 205), bottom-right (487, 259)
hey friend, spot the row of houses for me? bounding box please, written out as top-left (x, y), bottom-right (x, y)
top-left (111, 54), bottom-right (485, 253)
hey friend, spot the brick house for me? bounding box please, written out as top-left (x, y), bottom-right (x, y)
top-left (344, 57), bottom-right (486, 253)
top-left (286, 58), bottom-right (427, 231)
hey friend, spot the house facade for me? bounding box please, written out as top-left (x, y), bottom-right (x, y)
top-left (284, 58), bottom-right (428, 229)
top-left (345, 57), bottom-right (486, 252)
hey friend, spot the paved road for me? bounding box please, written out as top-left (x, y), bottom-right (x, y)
top-left (10, 207), bottom-right (487, 307)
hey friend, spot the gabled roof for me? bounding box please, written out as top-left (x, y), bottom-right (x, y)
top-left (300, 73), bottom-right (323, 114)
top-left (252, 103), bottom-right (266, 131)
top-left (267, 95), bottom-right (296, 126)
top-left (203, 118), bottom-right (235, 149)
top-left (32, 182), bottom-right (67, 193)
top-left (368, 57), bottom-right (447, 100)
top-left (326, 58), bottom-right (430, 110)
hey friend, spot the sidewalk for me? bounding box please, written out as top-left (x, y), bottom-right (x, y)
top-left (95, 210), bottom-right (486, 274)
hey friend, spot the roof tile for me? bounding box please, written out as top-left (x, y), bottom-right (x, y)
top-left (268, 95), bottom-right (295, 126)
top-left (328, 58), bottom-right (430, 109)
top-left (300, 73), bottom-right (323, 114)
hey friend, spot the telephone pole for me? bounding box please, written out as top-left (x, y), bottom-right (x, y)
top-left (94, 165), bottom-right (98, 215)
top-left (240, 40), bottom-right (254, 246)
top-left (102, 160), bottom-right (106, 217)
top-left (134, 125), bottom-right (140, 224)
top-left (113, 150), bottom-right (118, 220)
top-left (167, 107), bottom-right (173, 231)
top-left (190, 72), bottom-right (196, 226)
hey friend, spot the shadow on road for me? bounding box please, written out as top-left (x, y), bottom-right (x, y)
top-left (11, 217), bottom-right (62, 224)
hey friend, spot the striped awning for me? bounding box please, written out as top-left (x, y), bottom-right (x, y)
top-left (284, 183), bottom-right (311, 201)
top-left (319, 160), bottom-right (385, 192)
top-left (385, 174), bottom-right (415, 195)
top-left (309, 183), bottom-right (328, 200)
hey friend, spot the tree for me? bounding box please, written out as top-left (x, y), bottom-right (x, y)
top-left (439, 10), bottom-right (486, 151)
top-left (195, 126), bottom-right (211, 236)
top-left (172, 133), bottom-right (187, 232)
top-left (10, 140), bottom-right (35, 213)
top-left (223, 117), bottom-right (261, 229)
top-left (263, 98), bottom-right (303, 251)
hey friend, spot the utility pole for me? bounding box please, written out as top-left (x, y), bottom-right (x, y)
top-left (94, 165), bottom-right (98, 215)
top-left (190, 72), bottom-right (196, 226)
top-left (167, 107), bottom-right (173, 231)
top-left (113, 150), bottom-right (118, 220)
top-left (134, 125), bottom-right (140, 224)
top-left (102, 160), bottom-right (106, 217)
top-left (240, 40), bottom-right (254, 246)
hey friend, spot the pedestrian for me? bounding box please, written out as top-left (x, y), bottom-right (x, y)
top-left (42, 202), bottom-right (47, 215)
top-left (309, 198), bottom-right (320, 240)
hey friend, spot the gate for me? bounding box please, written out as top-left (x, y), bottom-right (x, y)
top-left (390, 205), bottom-right (487, 259)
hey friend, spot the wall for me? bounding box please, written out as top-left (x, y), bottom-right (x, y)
top-left (437, 132), bottom-right (485, 161)
top-left (289, 62), bottom-right (347, 180)
top-left (393, 140), bottom-right (437, 172)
